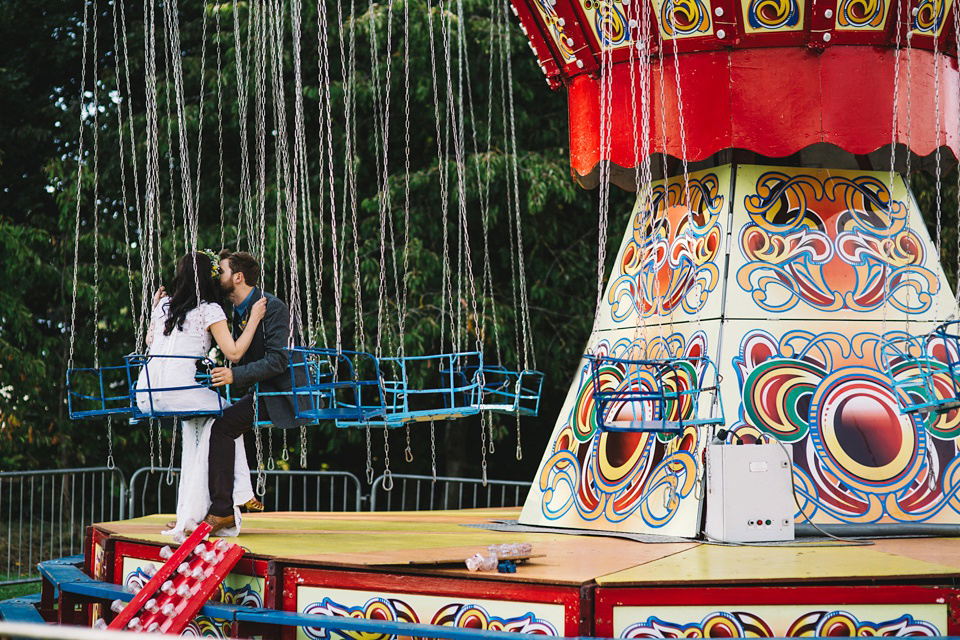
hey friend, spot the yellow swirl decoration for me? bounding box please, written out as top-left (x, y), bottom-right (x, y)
top-left (747, 0), bottom-right (801, 29)
top-left (913, 0), bottom-right (945, 33)
top-left (533, 0), bottom-right (577, 62)
top-left (738, 171), bottom-right (935, 315)
top-left (837, 0), bottom-right (886, 27)
top-left (659, 0), bottom-right (712, 37)
top-left (583, 0), bottom-right (630, 47)
top-left (610, 175), bottom-right (723, 322)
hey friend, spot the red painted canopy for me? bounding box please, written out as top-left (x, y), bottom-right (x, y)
top-left (510, 0), bottom-right (960, 186)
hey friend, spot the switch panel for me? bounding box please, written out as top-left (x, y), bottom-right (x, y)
top-left (704, 443), bottom-right (795, 543)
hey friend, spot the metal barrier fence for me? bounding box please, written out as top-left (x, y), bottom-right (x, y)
top-left (127, 468), bottom-right (363, 517)
top-left (0, 468), bottom-right (126, 586)
top-left (369, 474), bottom-right (530, 511)
top-left (0, 467), bottom-right (528, 586)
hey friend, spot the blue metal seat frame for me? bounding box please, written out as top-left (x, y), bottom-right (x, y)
top-left (586, 354), bottom-right (724, 433)
top-left (338, 351), bottom-right (484, 427)
top-left (126, 354), bottom-right (226, 421)
top-left (455, 364), bottom-right (545, 417)
top-left (883, 321), bottom-right (960, 415)
top-left (66, 364), bottom-right (135, 419)
top-left (289, 346), bottom-right (387, 424)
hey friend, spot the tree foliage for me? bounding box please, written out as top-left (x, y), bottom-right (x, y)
top-left (0, 0), bottom-right (633, 480)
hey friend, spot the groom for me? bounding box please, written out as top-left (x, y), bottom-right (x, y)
top-left (205, 250), bottom-right (307, 534)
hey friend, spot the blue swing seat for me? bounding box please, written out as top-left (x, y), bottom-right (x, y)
top-left (883, 321), bottom-right (960, 415)
top-left (126, 354), bottom-right (227, 421)
top-left (338, 351), bottom-right (484, 428)
top-left (586, 354), bottom-right (724, 433)
top-left (66, 364), bottom-right (135, 420)
top-left (453, 364), bottom-right (545, 417)
top-left (289, 347), bottom-right (387, 424)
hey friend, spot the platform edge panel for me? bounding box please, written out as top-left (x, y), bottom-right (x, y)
top-left (593, 541), bottom-right (960, 586)
top-left (594, 584), bottom-right (960, 637)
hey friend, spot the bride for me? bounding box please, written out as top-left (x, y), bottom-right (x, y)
top-left (138, 250), bottom-right (266, 536)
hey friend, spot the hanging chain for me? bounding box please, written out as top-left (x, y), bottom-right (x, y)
top-left (488, 413), bottom-right (495, 454)
top-left (156, 418), bottom-right (164, 468)
top-left (382, 428), bottom-right (393, 491)
top-left (300, 425), bottom-right (308, 468)
top-left (282, 428), bottom-right (290, 462)
top-left (430, 420), bottom-right (438, 481)
top-left (480, 413), bottom-right (488, 486)
top-left (254, 392), bottom-right (266, 496)
top-left (166, 421), bottom-right (178, 486)
top-left (884, 0), bottom-right (904, 338)
top-left (404, 425), bottom-right (414, 463)
top-left (149, 419), bottom-right (156, 471)
top-left (267, 426), bottom-right (276, 471)
top-left (515, 413), bottom-right (522, 460)
top-left (106, 417), bottom-right (115, 470)
top-left (365, 425), bottom-right (374, 484)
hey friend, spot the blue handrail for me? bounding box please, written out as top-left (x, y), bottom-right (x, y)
top-left (586, 354), bottom-right (724, 433)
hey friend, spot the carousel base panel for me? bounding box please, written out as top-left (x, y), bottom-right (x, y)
top-left (84, 508), bottom-right (960, 638)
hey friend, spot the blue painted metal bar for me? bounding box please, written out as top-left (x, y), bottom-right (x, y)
top-left (289, 347), bottom-right (387, 423)
top-left (66, 364), bottom-right (134, 420)
top-left (586, 354), bottom-right (724, 433)
top-left (338, 352), bottom-right (484, 427)
top-left (35, 559), bottom-right (559, 639)
top-left (884, 322), bottom-right (960, 416)
top-left (126, 354), bottom-right (226, 421)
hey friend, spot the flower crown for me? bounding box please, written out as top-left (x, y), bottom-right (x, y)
top-left (201, 249), bottom-right (220, 279)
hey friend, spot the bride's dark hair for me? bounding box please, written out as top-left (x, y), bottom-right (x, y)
top-left (163, 252), bottom-right (223, 336)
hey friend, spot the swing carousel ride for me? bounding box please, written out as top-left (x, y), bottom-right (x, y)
top-left (37, 0), bottom-right (960, 635)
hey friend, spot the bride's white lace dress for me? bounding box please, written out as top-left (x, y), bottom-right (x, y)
top-left (138, 300), bottom-right (253, 536)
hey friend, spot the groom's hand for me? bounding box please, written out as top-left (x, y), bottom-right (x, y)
top-left (210, 367), bottom-right (233, 387)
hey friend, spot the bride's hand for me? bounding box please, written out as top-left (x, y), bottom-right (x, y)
top-left (152, 286), bottom-right (167, 308)
top-left (249, 298), bottom-right (267, 324)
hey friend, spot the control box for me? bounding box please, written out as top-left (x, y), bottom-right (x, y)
top-left (704, 443), bottom-right (795, 543)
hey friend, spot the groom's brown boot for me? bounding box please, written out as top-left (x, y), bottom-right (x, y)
top-left (201, 513), bottom-right (236, 536)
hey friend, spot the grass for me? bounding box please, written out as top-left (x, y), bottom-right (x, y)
top-left (0, 578), bottom-right (41, 600)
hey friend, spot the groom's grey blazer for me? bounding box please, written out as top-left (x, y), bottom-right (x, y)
top-left (230, 287), bottom-right (309, 429)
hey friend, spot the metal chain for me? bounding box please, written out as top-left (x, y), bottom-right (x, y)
top-left (254, 392), bottom-right (266, 496)
top-left (68, 0), bottom-right (91, 373)
top-left (156, 418), bottom-right (164, 468)
top-left (430, 420), bottom-right (437, 481)
top-left (282, 428), bottom-right (290, 462)
top-left (166, 421), bottom-right (178, 486)
top-left (404, 425), bottom-right (414, 463)
top-left (480, 413), bottom-right (488, 486)
top-left (267, 426), bottom-right (275, 471)
top-left (933, 11), bottom-right (942, 321)
top-left (216, 5), bottom-right (226, 249)
top-left (488, 413), bottom-right (495, 454)
top-left (300, 425), bottom-right (308, 468)
top-left (884, 0), bottom-right (904, 338)
top-left (110, 0), bottom-right (140, 345)
top-left (954, 0), bottom-right (960, 304)
top-left (382, 428), bottom-right (393, 490)
top-left (365, 425), bottom-right (374, 484)
top-left (106, 417), bottom-right (115, 470)
top-left (515, 413), bottom-right (522, 460)
top-left (149, 419), bottom-right (156, 471)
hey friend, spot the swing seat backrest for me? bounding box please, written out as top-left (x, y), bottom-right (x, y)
top-left (125, 354), bottom-right (225, 422)
top-left (66, 363), bottom-right (135, 420)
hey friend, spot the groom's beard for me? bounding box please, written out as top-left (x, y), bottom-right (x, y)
top-left (221, 281), bottom-right (234, 296)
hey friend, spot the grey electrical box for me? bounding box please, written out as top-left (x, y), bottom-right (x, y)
top-left (704, 443), bottom-right (795, 543)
